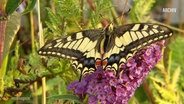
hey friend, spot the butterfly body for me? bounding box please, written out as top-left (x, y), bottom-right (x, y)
top-left (38, 23), bottom-right (173, 78)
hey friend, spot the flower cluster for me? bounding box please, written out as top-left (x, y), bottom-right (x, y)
top-left (67, 41), bottom-right (165, 104)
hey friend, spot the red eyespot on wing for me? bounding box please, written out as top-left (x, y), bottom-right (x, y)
top-left (102, 59), bottom-right (107, 67)
top-left (95, 59), bottom-right (102, 66)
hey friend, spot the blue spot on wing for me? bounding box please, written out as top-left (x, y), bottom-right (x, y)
top-left (107, 55), bottom-right (120, 65)
top-left (89, 59), bottom-right (95, 66)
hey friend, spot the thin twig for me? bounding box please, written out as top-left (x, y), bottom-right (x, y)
top-left (0, 21), bottom-right (6, 70)
top-left (37, 0), bottom-right (46, 104)
top-left (120, 0), bottom-right (128, 24)
top-left (80, 0), bottom-right (84, 24)
top-left (150, 19), bottom-right (184, 33)
top-left (30, 11), bottom-right (35, 53)
top-left (178, 0), bottom-right (183, 36)
top-left (142, 81), bottom-right (156, 104)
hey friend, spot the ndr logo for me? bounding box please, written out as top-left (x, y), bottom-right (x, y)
top-left (163, 8), bottom-right (177, 12)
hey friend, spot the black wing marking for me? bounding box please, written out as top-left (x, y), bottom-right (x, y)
top-left (71, 57), bottom-right (96, 80)
top-left (103, 23), bottom-right (173, 74)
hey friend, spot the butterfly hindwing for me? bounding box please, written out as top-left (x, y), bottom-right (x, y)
top-left (71, 57), bottom-right (96, 79)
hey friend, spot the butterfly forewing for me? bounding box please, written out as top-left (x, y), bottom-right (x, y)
top-left (38, 29), bottom-right (103, 59)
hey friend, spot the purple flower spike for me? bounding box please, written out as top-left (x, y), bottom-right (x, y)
top-left (67, 41), bottom-right (165, 104)
top-left (89, 95), bottom-right (98, 104)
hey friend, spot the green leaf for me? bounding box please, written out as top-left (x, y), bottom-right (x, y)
top-left (170, 36), bottom-right (184, 71)
top-left (47, 8), bottom-right (60, 26)
top-left (130, 0), bottom-right (155, 22)
top-left (171, 67), bottom-right (180, 89)
top-left (150, 77), bottom-right (165, 85)
top-left (48, 94), bottom-right (83, 104)
top-left (3, 12), bottom-right (20, 59)
top-left (47, 58), bottom-right (59, 67)
top-left (22, 0), bottom-right (37, 14)
top-left (5, 0), bottom-right (22, 15)
top-left (154, 96), bottom-right (174, 104)
top-left (153, 81), bottom-right (176, 102)
top-left (1, 54), bottom-right (8, 78)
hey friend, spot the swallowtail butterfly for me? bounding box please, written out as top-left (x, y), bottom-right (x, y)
top-left (38, 23), bottom-right (173, 79)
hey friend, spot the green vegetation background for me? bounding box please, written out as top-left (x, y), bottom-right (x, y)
top-left (0, 0), bottom-right (183, 104)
